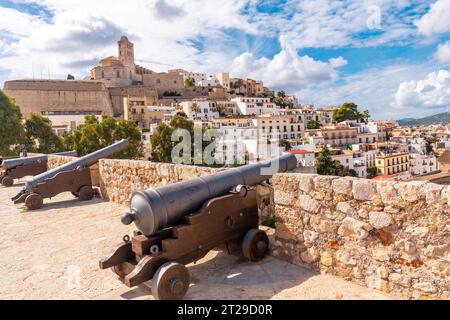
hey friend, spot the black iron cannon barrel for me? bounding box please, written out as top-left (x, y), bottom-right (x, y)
top-left (24, 139), bottom-right (129, 190)
top-left (1, 151), bottom-right (77, 170)
top-left (121, 154), bottom-right (297, 236)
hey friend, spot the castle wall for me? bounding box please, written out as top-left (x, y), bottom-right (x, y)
top-left (270, 173), bottom-right (449, 299)
top-left (3, 80), bottom-right (114, 118)
top-left (108, 86), bottom-right (158, 117)
top-left (142, 73), bottom-right (184, 95)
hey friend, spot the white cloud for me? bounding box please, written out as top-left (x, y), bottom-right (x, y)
top-left (0, 0), bottom-right (256, 80)
top-left (295, 63), bottom-right (437, 120)
top-left (394, 69), bottom-right (450, 109)
top-left (0, 7), bottom-right (46, 38)
top-left (436, 41), bottom-right (450, 64)
top-left (415, 0), bottom-right (450, 36)
top-left (230, 36), bottom-right (347, 91)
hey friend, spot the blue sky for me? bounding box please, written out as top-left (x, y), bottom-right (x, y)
top-left (0, 0), bottom-right (449, 120)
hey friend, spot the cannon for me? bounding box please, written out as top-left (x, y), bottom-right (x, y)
top-left (0, 151), bottom-right (77, 187)
top-left (100, 154), bottom-right (297, 300)
top-left (12, 139), bottom-right (129, 210)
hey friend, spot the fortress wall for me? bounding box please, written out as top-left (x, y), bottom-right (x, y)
top-left (3, 80), bottom-right (114, 118)
top-left (270, 173), bottom-right (449, 299)
top-left (108, 86), bottom-right (158, 117)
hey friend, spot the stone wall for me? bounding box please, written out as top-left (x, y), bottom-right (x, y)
top-left (271, 173), bottom-right (449, 299)
top-left (98, 159), bottom-right (220, 204)
top-left (47, 155), bottom-right (77, 170)
top-left (3, 80), bottom-right (114, 118)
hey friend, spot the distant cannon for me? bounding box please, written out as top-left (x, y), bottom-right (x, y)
top-left (0, 151), bottom-right (77, 188)
top-left (100, 154), bottom-right (297, 300)
top-left (12, 140), bottom-right (129, 210)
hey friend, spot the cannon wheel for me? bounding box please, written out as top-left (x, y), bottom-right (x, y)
top-left (152, 262), bottom-right (190, 300)
top-left (71, 192), bottom-right (80, 198)
top-left (78, 186), bottom-right (95, 201)
top-left (242, 229), bottom-right (269, 262)
top-left (1, 176), bottom-right (14, 187)
top-left (25, 193), bottom-right (43, 210)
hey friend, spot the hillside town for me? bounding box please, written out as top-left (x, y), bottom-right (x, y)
top-left (1, 0), bottom-right (450, 302)
top-left (3, 36), bottom-right (449, 184)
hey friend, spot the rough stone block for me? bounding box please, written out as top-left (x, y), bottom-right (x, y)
top-left (353, 180), bottom-right (376, 201)
top-left (338, 217), bottom-right (372, 240)
top-left (332, 177), bottom-right (354, 195)
top-left (298, 195), bottom-right (320, 213)
top-left (369, 211), bottom-right (394, 229)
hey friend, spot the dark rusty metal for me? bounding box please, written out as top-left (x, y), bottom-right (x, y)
top-left (12, 140), bottom-right (128, 210)
top-left (0, 151), bottom-right (77, 188)
top-left (100, 189), bottom-right (269, 300)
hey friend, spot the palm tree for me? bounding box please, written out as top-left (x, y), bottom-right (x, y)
top-left (192, 103), bottom-right (199, 119)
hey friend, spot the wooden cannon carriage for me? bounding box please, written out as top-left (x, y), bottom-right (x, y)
top-left (12, 140), bottom-right (129, 210)
top-left (100, 187), bottom-right (269, 300)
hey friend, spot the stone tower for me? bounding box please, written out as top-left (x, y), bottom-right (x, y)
top-left (118, 36), bottom-right (135, 69)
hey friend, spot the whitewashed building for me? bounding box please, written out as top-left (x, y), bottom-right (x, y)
top-left (232, 97), bottom-right (280, 116)
top-left (180, 100), bottom-right (220, 121)
top-left (409, 154), bottom-right (438, 176)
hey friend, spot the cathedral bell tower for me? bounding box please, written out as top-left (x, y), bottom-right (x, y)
top-left (118, 36), bottom-right (135, 69)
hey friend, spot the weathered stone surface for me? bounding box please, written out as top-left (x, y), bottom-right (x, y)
top-left (369, 211), bottom-right (394, 229)
top-left (332, 177), bottom-right (354, 195)
top-left (303, 230), bottom-right (319, 246)
top-left (320, 251), bottom-right (334, 267)
top-left (298, 174), bottom-right (315, 193)
top-left (404, 241), bottom-right (417, 255)
top-left (336, 202), bottom-right (353, 214)
top-left (298, 195), bottom-right (320, 213)
top-left (301, 247), bottom-right (320, 264)
top-left (395, 181), bottom-right (426, 203)
top-left (274, 173), bottom-right (449, 299)
top-left (338, 217), bottom-right (372, 240)
top-left (425, 184), bottom-right (443, 205)
top-left (274, 190), bottom-right (297, 206)
top-left (353, 180), bottom-right (376, 201)
top-left (377, 181), bottom-right (398, 205)
top-left (423, 245), bottom-right (450, 258)
top-left (413, 282), bottom-right (437, 293)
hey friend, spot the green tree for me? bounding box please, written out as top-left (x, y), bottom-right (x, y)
top-left (184, 76), bottom-right (195, 87)
top-left (277, 90), bottom-right (286, 98)
top-left (272, 90), bottom-right (294, 109)
top-left (367, 167), bottom-right (378, 179)
top-left (24, 113), bottom-right (64, 153)
top-left (333, 102), bottom-right (363, 123)
top-left (361, 110), bottom-right (370, 123)
top-left (316, 147), bottom-right (354, 177)
top-left (348, 169), bottom-right (358, 177)
top-left (0, 90), bottom-right (25, 156)
top-left (424, 135), bottom-right (439, 154)
top-left (306, 120), bottom-right (321, 130)
top-left (62, 115), bottom-right (143, 159)
top-left (151, 113), bottom-right (216, 165)
top-left (278, 139), bottom-right (292, 151)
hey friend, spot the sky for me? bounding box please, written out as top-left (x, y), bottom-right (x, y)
top-left (0, 0), bottom-right (449, 120)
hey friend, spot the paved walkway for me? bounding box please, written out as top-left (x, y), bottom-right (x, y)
top-left (0, 184), bottom-right (397, 300)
